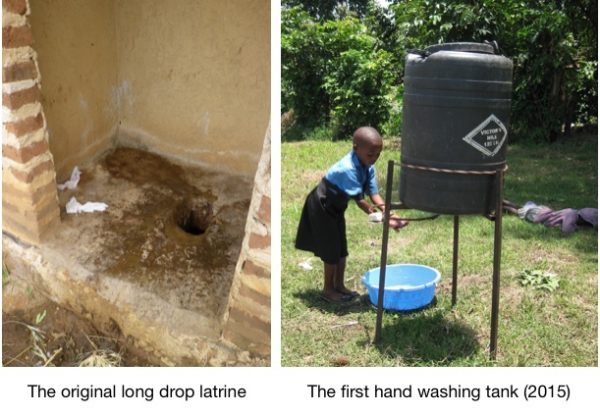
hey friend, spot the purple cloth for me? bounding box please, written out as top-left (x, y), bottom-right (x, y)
top-left (534, 207), bottom-right (597, 234)
top-left (529, 207), bottom-right (554, 223)
top-left (578, 208), bottom-right (598, 229)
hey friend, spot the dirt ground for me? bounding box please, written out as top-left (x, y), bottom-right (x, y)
top-left (2, 300), bottom-right (151, 367)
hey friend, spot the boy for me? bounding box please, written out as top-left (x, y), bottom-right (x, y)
top-left (295, 126), bottom-right (407, 303)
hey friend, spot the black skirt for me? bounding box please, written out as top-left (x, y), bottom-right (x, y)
top-left (295, 178), bottom-right (349, 264)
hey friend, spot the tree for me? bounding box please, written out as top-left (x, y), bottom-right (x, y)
top-left (282, 0), bottom-right (371, 21)
top-left (282, 0), bottom-right (597, 141)
top-left (391, 0), bottom-right (598, 142)
top-left (281, 7), bottom-right (330, 126)
top-left (282, 6), bottom-right (397, 138)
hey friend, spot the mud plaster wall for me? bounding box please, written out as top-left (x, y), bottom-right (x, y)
top-left (28, 0), bottom-right (270, 180)
top-left (116, 0), bottom-right (270, 176)
top-left (29, 0), bottom-right (118, 181)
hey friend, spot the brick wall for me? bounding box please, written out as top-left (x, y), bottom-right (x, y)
top-left (2, 0), bottom-right (60, 244)
top-left (222, 123), bottom-right (271, 357)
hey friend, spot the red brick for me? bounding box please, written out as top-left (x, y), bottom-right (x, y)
top-left (3, 179), bottom-right (59, 208)
top-left (224, 313), bottom-right (270, 349)
top-left (238, 283), bottom-right (270, 308)
top-left (4, 112), bottom-right (43, 138)
top-left (2, 213), bottom-right (38, 243)
top-left (258, 158), bottom-right (270, 182)
top-left (256, 195), bottom-right (271, 224)
top-left (3, 60), bottom-right (38, 83)
top-left (3, 85), bottom-right (40, 110)
top-left (3, 194), bottom-right (59, 223)
top-left (2, 209), bottom-right (60, 245)
top-left (242, 259), bottom-right (270, 279)
top-left (248, 232), bottom-right (270, 250)
top-left (8, 159), bottom-right (54, 183)
top-left (229, 307), bottom-right (270, 333)
top-left (3, 0), bottom-right (28, 15)
top-left (2, 25), bottom-right (33, 48)
top-left (3, 138), bottom-right (49, 164)
top-left (223, 321), bottom-right (270, 356)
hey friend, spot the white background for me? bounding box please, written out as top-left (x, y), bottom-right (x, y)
top-left (1, 1), bottom-right (598, 413)
top-left (0, 368), bottom-right (599, 413)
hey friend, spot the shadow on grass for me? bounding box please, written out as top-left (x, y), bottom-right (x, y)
top-left (373, 311), bottom-right (480, 363)
top-left (504, 219), bottom-right (598, 254)
top-left (293, 289), bottom-right (372, 316)
top-left (294, 289), bottom-right (480, 363)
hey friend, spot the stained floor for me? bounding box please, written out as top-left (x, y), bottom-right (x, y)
top-left (48, 147), bottom-right (252, 320)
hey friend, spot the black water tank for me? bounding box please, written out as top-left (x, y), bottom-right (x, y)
top-left (400, 42), bottom-right (513, 215)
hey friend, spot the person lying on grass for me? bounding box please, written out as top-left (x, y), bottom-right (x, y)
top-left (295, 126), bottom-right (408, 304)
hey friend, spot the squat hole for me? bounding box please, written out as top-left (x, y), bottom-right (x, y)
top-left (175, 199), bottom-right (213, 235)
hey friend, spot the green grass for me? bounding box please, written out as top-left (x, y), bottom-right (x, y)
top-left (281, 133), bottom-right (598, 367)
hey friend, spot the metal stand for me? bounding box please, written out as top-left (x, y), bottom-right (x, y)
top-left (374, 160), bottom-right (504, 360)
top-left (452, 215), bottom-right (459, 306)
top-left (374, 160), bottom-right (395, 343)
top-left (489, 168), bottom-right (504, 359)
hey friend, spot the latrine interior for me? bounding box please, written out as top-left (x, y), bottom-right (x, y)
top-left (27, 0), bottom-right (270, 324)
top-left (30, 0), bottom-right (270, 180)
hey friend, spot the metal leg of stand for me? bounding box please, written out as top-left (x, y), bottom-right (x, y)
top-left (451, 215), bottom-right (459, 307)
top-left (374, 160), bottom-right (395, 344)
top-left (490, 169), bottom-right (504, 360)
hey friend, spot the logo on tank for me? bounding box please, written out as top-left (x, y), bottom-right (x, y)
top-left (461, 114), bottom-right (507, 157)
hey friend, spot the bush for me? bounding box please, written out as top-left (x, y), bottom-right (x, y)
top-left (391, 0), bottom-right (598, 142)
top-left (282, 0), bottom-right (597, 142)
top-left (282, 7), bottom-right (329, 128)
top-left (381, 84), bottom-right (403, 137)
top-left (282, 6), bottom-right (397, 140)
top-left (324, 37), bottom-right (395, 137)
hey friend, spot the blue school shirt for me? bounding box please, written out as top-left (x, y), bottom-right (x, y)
top-left (325, 151), bottom-right (379, 198)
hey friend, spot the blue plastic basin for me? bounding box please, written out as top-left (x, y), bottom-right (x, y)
top-left (361, 264), bottom-right (441, 311)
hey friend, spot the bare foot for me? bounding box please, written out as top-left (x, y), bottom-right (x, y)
top-left (321, 290), bottom-right (352, 303)
top-left (335, 286), bottom-right (359, 297)
top-left (389, 216), bottom-right (409, 231)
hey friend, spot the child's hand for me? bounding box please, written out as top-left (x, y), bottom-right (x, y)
top-left (389, 214), bottom-right (408, 231)
top-left (368, 211), bottom-right (383, 223)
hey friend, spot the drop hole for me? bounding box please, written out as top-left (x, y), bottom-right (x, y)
top-left (175, 200), bottom-right (213, 236)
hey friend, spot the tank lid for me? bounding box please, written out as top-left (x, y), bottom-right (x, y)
top-left (425, 42), bottom-right (496, 55)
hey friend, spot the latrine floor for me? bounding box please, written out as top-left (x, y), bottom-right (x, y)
top-left (47, 147), bottom-right (252, 322)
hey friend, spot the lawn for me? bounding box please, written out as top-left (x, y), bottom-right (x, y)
top-left (281, 133), bottom-right (598, 367)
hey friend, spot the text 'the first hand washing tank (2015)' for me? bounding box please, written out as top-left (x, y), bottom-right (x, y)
top-left (400, 42), bottom-right (513, 215)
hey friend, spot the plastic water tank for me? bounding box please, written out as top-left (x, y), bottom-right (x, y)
top-left (400, 42), bottom-right (513, 214)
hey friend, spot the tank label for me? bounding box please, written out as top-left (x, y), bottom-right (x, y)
top-left (461, 114), bottom-right (507, 157)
